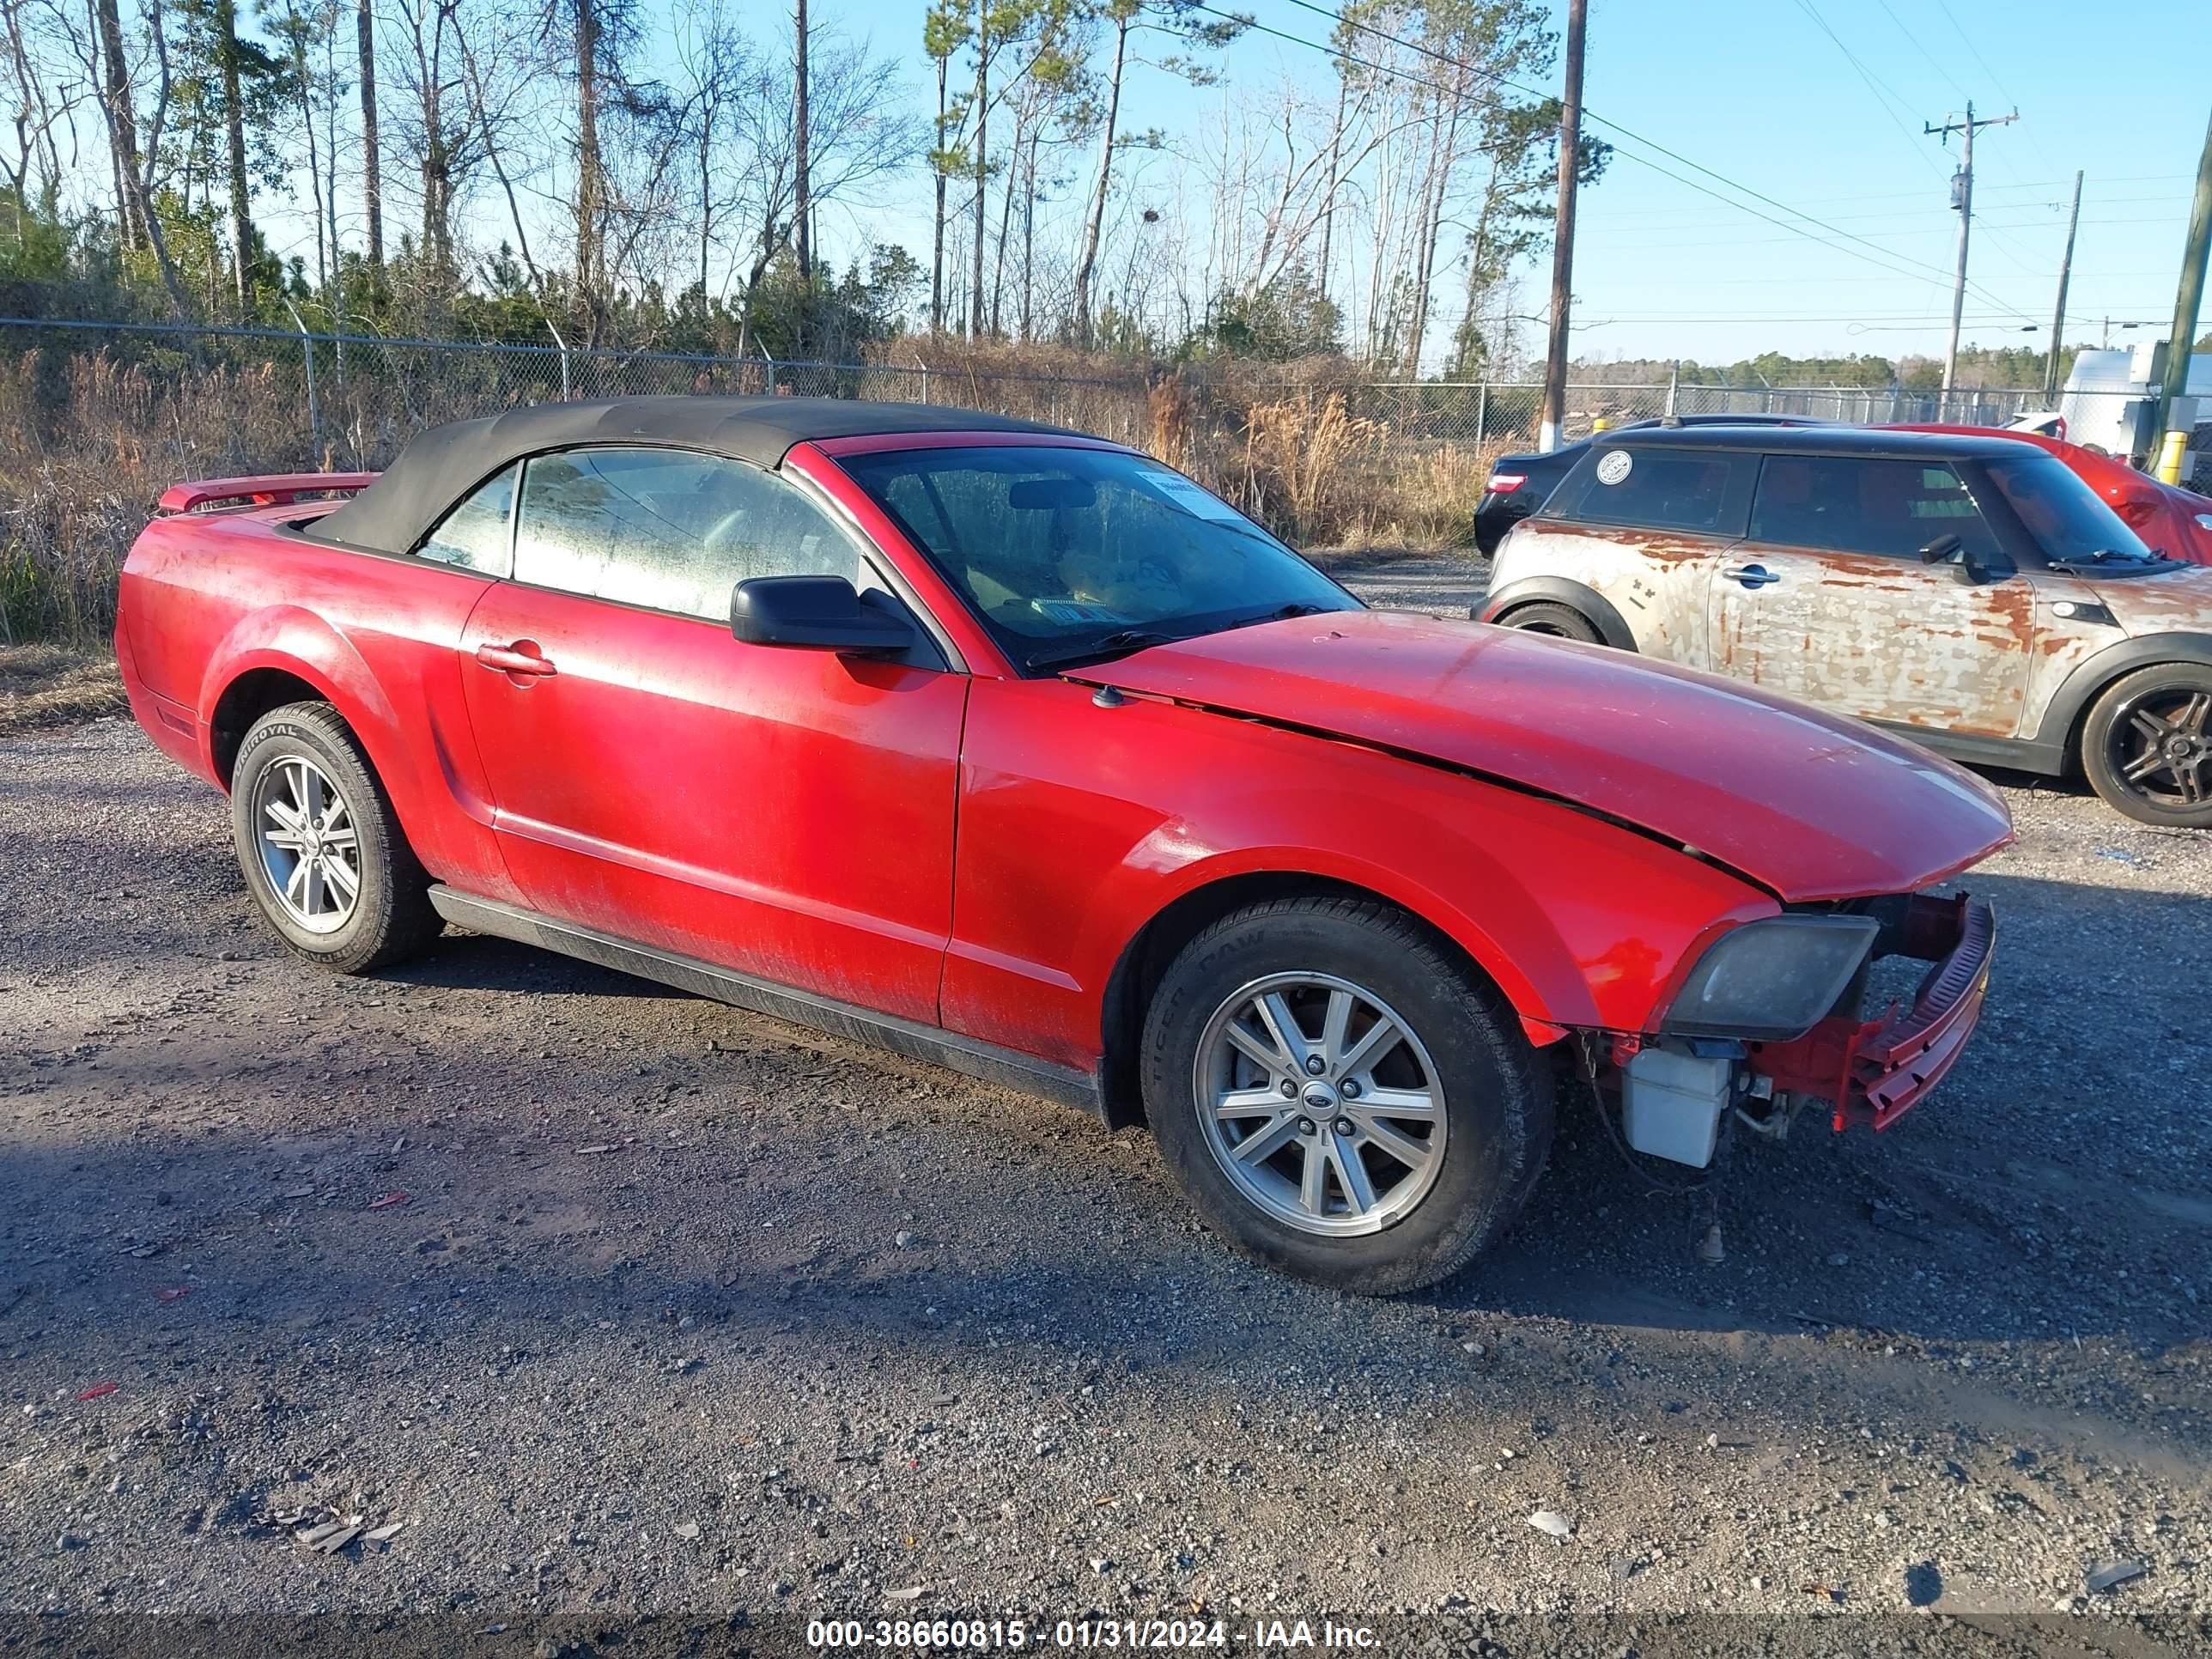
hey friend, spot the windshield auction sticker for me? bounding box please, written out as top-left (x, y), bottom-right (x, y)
top-left (1139, 468), bottom-right (1250, 523)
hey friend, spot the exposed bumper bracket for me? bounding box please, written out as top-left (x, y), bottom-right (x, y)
top-left (1747, 895), bottom-right (1995, 1133)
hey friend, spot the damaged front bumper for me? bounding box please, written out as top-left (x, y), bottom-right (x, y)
top-left (1605, 893), bottom-right (1995, 1165)
top-left (1748, 893), bottom-right (1996, 1133)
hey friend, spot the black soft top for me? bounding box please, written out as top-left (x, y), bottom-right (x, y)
top-left (316, 396), bottom-right (1087, 555)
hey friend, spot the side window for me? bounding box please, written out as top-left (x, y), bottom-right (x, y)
top-left (1750, 456), bottom-right (2003, 563)
top-left (416, 463), bottom-right (516, 575)
top-left (1566, 448), bottom-right (1747, 534)
top-left (512, 447), bottom-right (861, 620)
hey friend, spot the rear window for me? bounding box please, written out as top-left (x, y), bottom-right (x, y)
top-left (1548, 447), bottom-right (1750, 534)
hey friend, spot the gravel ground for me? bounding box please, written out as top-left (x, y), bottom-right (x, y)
top-left (1, 564), bottom-right (2207, 1654)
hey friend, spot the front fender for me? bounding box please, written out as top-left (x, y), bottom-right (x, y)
top-left (1083, 775), bottom-right (1774, 1041)
top-left (2029, 629), bottom-right (2212, 751)
top-left (942, 681), bottom-right (1780, 1072)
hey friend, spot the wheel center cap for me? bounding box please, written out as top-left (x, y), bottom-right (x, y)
top-left (1301, 1082), bottom-right (1339, 1112)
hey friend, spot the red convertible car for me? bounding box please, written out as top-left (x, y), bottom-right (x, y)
top-left (116, 398), bottom-right (2010, 1292)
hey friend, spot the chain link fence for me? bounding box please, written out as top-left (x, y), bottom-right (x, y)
top-left (0, 314), bottom-right (2136, 464)
top-left (0, 315), bottom-right (2191, 643)
top-left (1317, 377), bottom-right (2099, 447)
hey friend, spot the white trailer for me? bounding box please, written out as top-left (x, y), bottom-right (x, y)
top-left (2058, 344), bottom-right (2212, 467)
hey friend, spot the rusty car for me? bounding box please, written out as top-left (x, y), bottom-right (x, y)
top-left (1480, 426), bottom-right (2212, 829)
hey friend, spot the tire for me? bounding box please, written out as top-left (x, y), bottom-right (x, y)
top-left (228, 701), bottom-right (442, 973)
top-left (2079, 664), bottom-right (2212, 829)
top-left (1139, 896), bottom-right (1554, 1295)
top-left (1496, 600), bottom-right (1603, 644)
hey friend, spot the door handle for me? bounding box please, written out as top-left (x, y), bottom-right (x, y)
top-left (1723, 563), bottom-right (1779, 589)
top-left (474, 641), bottom-right (557, 677)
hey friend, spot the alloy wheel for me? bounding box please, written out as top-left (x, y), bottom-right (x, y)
top-left (1194, 972), bottom-right (1448, 1237)
top-left (2110, 685), bottom-right (2212, 810)
top-left (252, 755), bottom-right (362, 933)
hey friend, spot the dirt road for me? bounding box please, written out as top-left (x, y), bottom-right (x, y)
top-left (1, 568), bottom-right (2206, 1652)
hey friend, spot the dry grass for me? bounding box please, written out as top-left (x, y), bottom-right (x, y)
top-left (1240, 393), bottom-right (1382, 544)
top-left (0, 338), bottom-right (1499, 646)
top-left (0, 350), bottom-right (328, 645)
top-left (0, 644), bottom-right (125, 732)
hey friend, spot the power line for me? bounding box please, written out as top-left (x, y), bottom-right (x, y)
top-left (1569, 195), bottom-right (2191, 237)
top-left (1598, 148), bottom-right (1993, 301)
top-left (1200, 0), bottom-right (2132, 317)
top-left (1870, 0), bottom-right (1966, 101)
top-left (1929, 0), bottom-right (2018, 110)
top-left (1792, 0), bottom-right (1943, 176)
top-left (1252, 0), bottom-right (2036, 321)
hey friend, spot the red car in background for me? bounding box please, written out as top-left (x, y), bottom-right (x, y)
top-left (115, 398), bottom-right (2010, 1293)
top-left (1889, 423), bottom-right (2212, 564)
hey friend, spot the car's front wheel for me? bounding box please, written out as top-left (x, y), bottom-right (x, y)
top-left (2080, 664), bottom-right (2212, 828)
top-left (228, 702), bottom-right (442, 973)
top-left (1140, 896), bottom-right (1553, 1294)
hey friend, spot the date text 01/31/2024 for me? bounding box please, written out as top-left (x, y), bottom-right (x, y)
top-left (804, 1618), bottom-right (1382, 1650)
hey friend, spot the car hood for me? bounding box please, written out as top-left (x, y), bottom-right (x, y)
top-left (1079, 610), bottom-right (2013, 902)
top-left (2090, 559), bottom-right (2212, 618)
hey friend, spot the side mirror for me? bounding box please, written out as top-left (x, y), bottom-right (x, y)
top-left (1917, 532), bottom-right (1990, 584)
top-left (1917, 533), bottom-right (1962, 564)
top-left (731, 574), bottom-right (918, 657)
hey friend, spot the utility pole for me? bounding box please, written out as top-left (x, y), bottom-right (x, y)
top-left (1925, 101), bottom-right (2016, 395)
top-left (2151, 104), bottom-right (2212, 459)
top-left (1538, 0), bottom-right (1586, 454)
top-left (2044, 169), bottom-right (2082, 401)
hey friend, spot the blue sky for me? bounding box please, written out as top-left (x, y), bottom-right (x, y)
top-left (824, 0), bottom-right (2209, 366)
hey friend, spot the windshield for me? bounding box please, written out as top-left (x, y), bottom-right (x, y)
top-left (1984, 453), bottom-right (2165, 568)
top-left (836, 445), bottom-right (1358, 670)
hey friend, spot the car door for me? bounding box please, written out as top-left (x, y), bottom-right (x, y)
top-left (457, 444), bottom-right (966, 1024)
top-left (1709, 453), bottom-right (2035, 739)
top-left (1541, 443), bottom-right (1755, 665)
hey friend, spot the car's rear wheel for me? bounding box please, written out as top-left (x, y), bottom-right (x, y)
top-left (1495, 600), bottom-right (1602, 644)
top-left (2080, 665), bottom-right (2212, 828)
top-left (228, 702), bottom-right (442, 972)
top-left (1140, 896), bottom-right (1553, 1294)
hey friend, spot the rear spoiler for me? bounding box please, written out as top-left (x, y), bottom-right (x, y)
top-left (155, 473), bottom-right (379, 515)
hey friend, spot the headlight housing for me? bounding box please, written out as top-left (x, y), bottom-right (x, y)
top-left (1662, 915), bottom-right (1881, 1042)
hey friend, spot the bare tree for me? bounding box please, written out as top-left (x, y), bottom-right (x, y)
top-left (572, 0), bottom-right (603, 322)
top-left (213, 0), bottom-right (252, 307)
top-left (1070, 0), bottom-right (1237, 345)
top-left (669, 0), bottom-right (749, 297)
top-left (791, 0), bottom-right (806, 277)
top-left (726, 27), bottom-right (916, 354)
top-left (387, 0), bottom-right (501, 290)
top-left (356, 0), bottom-right (382, 279)
top-left (921, 0), bottom-right (966, 333)
top-left (271, 0), bottom-right (340, 301)
top-left (965, 0), bottom-right (989, 337)
top-left (984, 0), bottom-right (1085, 337)
top-left (0, 0), bottom-right (72, 228)
top-left (89, 0), bottom-right (140, 245)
